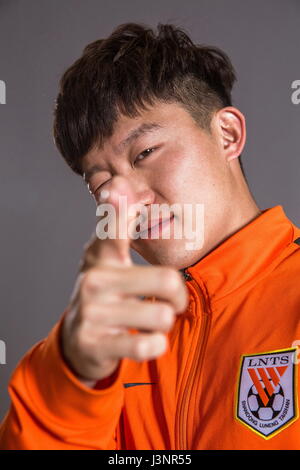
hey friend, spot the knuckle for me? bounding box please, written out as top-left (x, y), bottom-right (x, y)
top-left (81, 271), bottom-right (96, 291)
top-left (160, 267), bottom-right (182, 294)
top-left (76, 326), bottom-right (94, 350)
top-left (157, 267), bottom-right (171, 288)
top-left (132, 338), bottom-right (149, 360)
top-left (82, 303), bottom-right (109, 324)
top-left (157, 304), bottom-right (174, 328)
top-left (82, 268), bottom-right (107, 292)
top-left (76, 322), bottom-right (106, 351)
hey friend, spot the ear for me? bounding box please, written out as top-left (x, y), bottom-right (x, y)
top-left (214, 107), bottom-right (246, 162)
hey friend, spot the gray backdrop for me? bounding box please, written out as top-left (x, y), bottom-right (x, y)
top-left (0, 0), bottom-right (299, 420)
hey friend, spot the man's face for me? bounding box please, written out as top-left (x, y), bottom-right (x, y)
top-left (82, 100), bottom-right (237, 269)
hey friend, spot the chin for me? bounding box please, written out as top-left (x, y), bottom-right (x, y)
top-left (131, 238), bottom-right (203, 268)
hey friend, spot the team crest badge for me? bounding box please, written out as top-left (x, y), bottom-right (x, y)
top-left (235, 347), bottom-right (298, 439)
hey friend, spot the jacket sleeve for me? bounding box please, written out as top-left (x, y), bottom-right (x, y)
top-left (0, 309), bottom-right (127, 450)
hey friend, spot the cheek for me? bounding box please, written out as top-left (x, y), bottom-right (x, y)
top-left (154, 150), bottom-right (202, 194)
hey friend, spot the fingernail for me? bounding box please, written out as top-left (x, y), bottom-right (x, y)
top-left (99, 189), bottom-right (110, 202)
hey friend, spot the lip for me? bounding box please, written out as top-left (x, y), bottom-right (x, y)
top-left (138, 213), bottom-right (175, 239)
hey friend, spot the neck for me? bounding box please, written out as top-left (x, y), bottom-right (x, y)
top-left (180, 183), bottom-right (262, 272)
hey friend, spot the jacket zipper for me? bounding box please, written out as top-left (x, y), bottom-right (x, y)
top-left (177, 271), bottom-right (211, 449)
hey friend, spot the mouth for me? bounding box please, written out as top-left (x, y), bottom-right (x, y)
top-left (137, 213), bottom-right (175, 239)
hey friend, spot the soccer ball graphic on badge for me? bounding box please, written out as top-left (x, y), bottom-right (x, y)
top-left (247, 379), bottom-right (285, 420)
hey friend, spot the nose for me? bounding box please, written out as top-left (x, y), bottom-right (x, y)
top-left (124, 172), bottom-right (156, 208)
top-left (95, 172), bottom-right (156, 209)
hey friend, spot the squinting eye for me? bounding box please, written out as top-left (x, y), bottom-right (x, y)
top-left (93, 180), bottom-right (111, 199)
top-left (134, 147), bottom-right (156, 163)
top-left (91, 147), bottom-right (157, 200)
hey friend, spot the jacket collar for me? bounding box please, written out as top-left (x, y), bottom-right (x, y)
top-left (183, 205), bottom-right (300, 303)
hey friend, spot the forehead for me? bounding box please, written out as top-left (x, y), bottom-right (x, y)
top-left (82, 101), bottom-right (193, 167)
top-left (105, 100), bottom-right (192, 150)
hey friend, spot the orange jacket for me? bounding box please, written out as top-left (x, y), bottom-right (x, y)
top-left (1, 205), bottom-right (300, 450)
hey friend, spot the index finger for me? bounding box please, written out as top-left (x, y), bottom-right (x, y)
top-left (79, 176), bottom-right (141, 271)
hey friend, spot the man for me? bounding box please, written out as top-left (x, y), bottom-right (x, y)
top-left (1, 22), bottom-right (300, 450)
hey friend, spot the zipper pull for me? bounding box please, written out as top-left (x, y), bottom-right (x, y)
top-left (182, 270), bottom-right (192, 281)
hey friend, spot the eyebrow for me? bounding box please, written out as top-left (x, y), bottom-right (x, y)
top-left (83, 122), bottom-right (164, 184)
